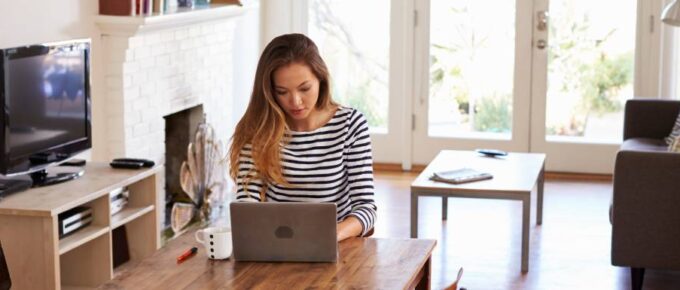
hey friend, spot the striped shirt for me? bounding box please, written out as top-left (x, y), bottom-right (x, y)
top-left (236, 107), bottom-right (377, 236)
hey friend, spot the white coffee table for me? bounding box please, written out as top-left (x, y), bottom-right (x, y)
top-left (410, 150), bottom-right (546, 272)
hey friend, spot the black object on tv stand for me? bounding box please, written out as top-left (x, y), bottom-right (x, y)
top-left (0, 164), bottom-right (85, 199)
top-left (0, 177), bottom-right (32, 199)
top-left (30, 169), bottom-right (84, 187)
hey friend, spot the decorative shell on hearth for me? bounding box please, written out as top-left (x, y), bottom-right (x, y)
top-left (175, 119), bottom-right (230, 228)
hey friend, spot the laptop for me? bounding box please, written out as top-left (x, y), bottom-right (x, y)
top-left (230, 202), bottom-right (338, 262)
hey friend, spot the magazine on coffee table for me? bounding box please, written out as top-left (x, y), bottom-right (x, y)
top-left (430, 168), bottom-right (493, 184)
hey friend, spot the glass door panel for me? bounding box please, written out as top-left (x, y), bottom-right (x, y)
top-left (308, 0), bottom-right (409, 165)
top-left (308, 0), bottom-right (390, 133)
top-left (412, 0), bottom-right (533, 165)
top-left (544, 0), bottom-right (636, 144)
top-left (428, 0), bottom-right (516, 139)
top-left (529, 0), bottom-right (637, 173)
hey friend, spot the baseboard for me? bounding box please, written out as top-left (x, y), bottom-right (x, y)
top-left (373, 163), bottom-right (425, 173)
top-left (373, 163), bottom-right (613, 181)
top-left (544, 171), bottom-right (612, 181)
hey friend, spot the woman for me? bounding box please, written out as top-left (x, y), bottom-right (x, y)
top-left (229, 33), bottom-right (377, 242)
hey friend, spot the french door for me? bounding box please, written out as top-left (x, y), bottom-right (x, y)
top-left (412, 0), bottom-right (533, 165)
top-left (302, 0), bottom-right (643, 173)
top-left (412, 0), bottom-right (639, 173)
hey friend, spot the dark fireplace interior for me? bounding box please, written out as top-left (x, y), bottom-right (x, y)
top-left (163, 105), bottom-right (204, 230)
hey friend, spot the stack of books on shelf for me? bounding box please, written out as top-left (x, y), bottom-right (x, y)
top-left (110, 187), bottom-right (129, 216)
top-left (99, 0), bottom-right (242, 16)
top-left (430, 167), bottom-right (493, 185)
top-left (99, 0), bottom-right (170, 16)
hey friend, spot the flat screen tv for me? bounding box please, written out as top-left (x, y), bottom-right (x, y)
top-left (0, 39), bottom-right (91, 191)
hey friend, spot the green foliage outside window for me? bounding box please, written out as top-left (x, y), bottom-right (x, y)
top-left (335, 80), bottom-right (384, 128)
top-left (545, 7), bottom-right (633, 136)
top-left (473, 95), bottom-right (512, 133)
top-left (577, 52), bottom-right (633, 117)
top-left (310, 0), bottom-right (389, 131)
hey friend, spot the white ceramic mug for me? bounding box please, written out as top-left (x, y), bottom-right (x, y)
top-left (195, 227), bottom-right (232, 260)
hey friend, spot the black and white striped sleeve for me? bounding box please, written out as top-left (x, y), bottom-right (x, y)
top-left (345, 111), bottom-right (377, 236)
top-left (235, 145), bottom-right (262, 202)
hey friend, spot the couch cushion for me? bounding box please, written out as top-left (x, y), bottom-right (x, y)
top-left (665, 112), bottom-right (680, 145)
top-left (621, 138), bottom-right (668, 152)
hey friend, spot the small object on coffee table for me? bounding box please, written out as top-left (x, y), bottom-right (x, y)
top-left (475, 148), bottom-right (508, 157)
top-left (430, 168), bottom-right (493, 184)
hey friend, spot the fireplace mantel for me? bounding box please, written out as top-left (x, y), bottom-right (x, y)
top-left (94, 2), bottom-right (241, 162)
top-left (95, 4), bottom-right (245, 36)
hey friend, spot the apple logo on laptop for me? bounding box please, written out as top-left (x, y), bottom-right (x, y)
top-left (275, 225), bottom-right (294, 239)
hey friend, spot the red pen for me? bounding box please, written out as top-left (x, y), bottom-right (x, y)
top-left (176, 247), bottom-right (198, 264)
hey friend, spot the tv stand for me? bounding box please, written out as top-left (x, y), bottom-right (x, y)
top-left (0, 162), bottom-right (162, 289)
top-left (30, 168), bottom-right (84, 187)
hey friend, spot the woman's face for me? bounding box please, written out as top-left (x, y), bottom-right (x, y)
top-left (272, 62), bottom-right (321, 128)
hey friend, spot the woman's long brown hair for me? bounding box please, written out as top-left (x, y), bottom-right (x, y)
top-left (229, 33), bottom-right (336, 201)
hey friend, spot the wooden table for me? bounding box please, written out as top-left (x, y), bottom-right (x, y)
top-left (99, 228), bottom-right (436, 290)
top-left (411, 150), bottom-right (545, 272)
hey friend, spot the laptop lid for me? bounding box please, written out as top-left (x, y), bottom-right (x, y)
top-left (230, 202), bottom-right (338, 262)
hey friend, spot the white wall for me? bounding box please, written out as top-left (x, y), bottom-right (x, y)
top-left (0, 0), bottom-right (98, 47)
top-left (231, 2), bottom-right (262, 135)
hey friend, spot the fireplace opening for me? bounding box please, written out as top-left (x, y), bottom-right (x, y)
top-left (163, 105), bottom-right (204, 230)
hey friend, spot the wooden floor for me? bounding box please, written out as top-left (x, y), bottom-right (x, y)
top-left (371, 170), bottom-right (680, 290)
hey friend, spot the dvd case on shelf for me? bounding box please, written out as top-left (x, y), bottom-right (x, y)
top-left (58, 206), bottom-right (94, 238)
top-left (110, 187), bottom-right (130, 215)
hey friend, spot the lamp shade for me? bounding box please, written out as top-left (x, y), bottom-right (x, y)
top-left (662, 0), bottom-right (680, 26)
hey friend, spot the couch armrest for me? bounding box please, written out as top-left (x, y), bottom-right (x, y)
top-left (623, 99), bottom-right (680, 140)
top-left (611, 150), bottom-right (680, 269)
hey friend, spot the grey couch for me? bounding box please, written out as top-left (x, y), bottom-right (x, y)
top-left (611, 99), bottom-right (680, 290)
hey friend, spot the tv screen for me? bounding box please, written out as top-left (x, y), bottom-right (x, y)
top-left (0, 39), bottom-right (91, 176)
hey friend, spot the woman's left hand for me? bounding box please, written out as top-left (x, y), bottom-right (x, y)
top-left (336, 216), bottom-right (363, 242)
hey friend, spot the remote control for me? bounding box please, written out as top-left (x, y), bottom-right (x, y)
top-left (112, 158), bottom-right (155, 168)
top-left (109, 160), bottom-right (144, 169)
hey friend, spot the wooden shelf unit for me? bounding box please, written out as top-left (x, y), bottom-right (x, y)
top-left (0, 163), bottom-right (162, 289)
top-left (111, 205), bottom-right (154, 229)
top-left (59, 225), bottom-right (110, 255)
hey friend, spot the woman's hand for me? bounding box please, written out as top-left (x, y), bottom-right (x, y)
top-left (336, 216), bottom-right (364, 242)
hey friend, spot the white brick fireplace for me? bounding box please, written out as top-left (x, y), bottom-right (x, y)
top-left (95, 5), bottom-right (245, 163)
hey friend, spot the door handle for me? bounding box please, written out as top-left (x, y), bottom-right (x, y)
top-left (536, 39), bottom-right (547, 49)
top-left (537, 10), bottom-right (549, 31)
